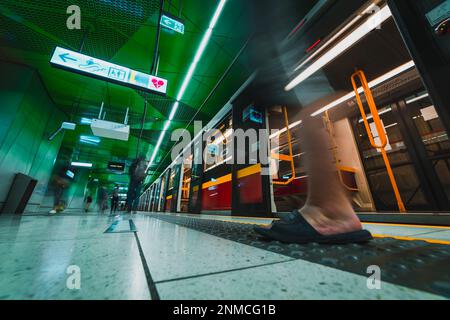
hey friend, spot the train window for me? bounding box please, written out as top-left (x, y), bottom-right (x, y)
top-left (168, 169), bottom-right (176, 191)
top-left (406, 94), bottom-right (450, 202)
top-left (204, 117), bottom-right (233, 172)
top-left (180, 155), bottom-right (192, 213)
top-left (268, 106), bottom-right (307, 212)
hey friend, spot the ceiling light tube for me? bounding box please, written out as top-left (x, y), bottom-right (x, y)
top-left (168, 101), bottom-right (180, 121)
top-left (80, 135), bottom-right (101, 144)
top-left (269, 120), bottom-right (303, 139)
top-left (71, 162), bottom-right (93, 168)
top-left (384, 122), bottom-right (398, 129)
top-left (405, 93), bottom-right (429, 104)
top-left (286, 5), bottom-right (392, 91)
top-left (148, 0), bottom-right (228, 169)
top-left (358, 108), bottom-right (392, 123)
top-left (80, 118), bottom-right (93, 125)
top-left (311, 60), bottom-right (415, 117)
top-left (294, 15), bottom-right (361, 72)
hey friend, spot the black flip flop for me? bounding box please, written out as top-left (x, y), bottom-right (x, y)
top-left (277, 210), bottom-right (302, 223)
top-left (255, 212), bottom-right (372, 244)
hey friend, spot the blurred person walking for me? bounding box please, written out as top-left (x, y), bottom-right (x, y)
top-left (127, 156), bottom-right (147, 214)
top-left (247, 0), bottom-right (372, 244)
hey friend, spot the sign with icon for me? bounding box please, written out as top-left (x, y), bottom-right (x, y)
top-left (243, 105), bottom-right (263, 124)
top-left (50, 47), bottom-right (168, 95)
top-left (160, 13), bottom-right (185, 34)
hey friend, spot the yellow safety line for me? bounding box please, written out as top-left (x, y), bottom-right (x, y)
top-left (193, 217), bottom-right (450, 245)
top-left (372, 234), bottom-right (450, 245)
top-left (154, 213), bottom-right (450, 245)
top-left (363, 222), bottom-right (450, 230)
top-left (199, 214), bottom-right (279, 221)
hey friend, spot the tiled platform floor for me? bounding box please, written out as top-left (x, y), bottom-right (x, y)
top-left (0, 213), bottom-right (448, 300)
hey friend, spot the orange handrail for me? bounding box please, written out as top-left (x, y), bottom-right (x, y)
top-left (272, 106), bottom-right (296, 185)
top-left (351, 70), bottom-right (406, 213)
top-left (323, 111), bottom-right (359, 192)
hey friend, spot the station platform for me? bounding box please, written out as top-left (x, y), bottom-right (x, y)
top-left (0, 212), bottom-right (448, 300)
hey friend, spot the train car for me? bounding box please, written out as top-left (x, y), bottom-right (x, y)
top-left (139, 0), bottom-right (450, 225)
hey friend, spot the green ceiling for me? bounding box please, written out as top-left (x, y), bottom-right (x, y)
top-left (0, 0), bottom-right (252, 185)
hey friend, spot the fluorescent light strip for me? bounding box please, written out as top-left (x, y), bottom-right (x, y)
top-left (80, 135), bottom-right (101, 144)
top-left (80, 118), bottom-right (93, 125)
top-left (286, 5), bottom-right (392, 91)
top-left (384, 122), bottom-right (398, 129)
top-left (149, 120), bottom-right (171, 165)
top-left (148, 0), bottom-right (228, 169)
top-left (205, 156), bottom-right (232, 172)
top-left (311, 60), bottom-right (416, 117)
top-left (405, 93), bottom-right (429, 104)
top-left (294, 16), bottom-right (361, 72)
top-left (294, 3), bottom-right (380, 72)
top-left (80, 140), bottom-right (100, 146)
top-left (358, 108), bottom-right (392, 123)
top-left (71, 162), bottom-right (93, 168)
top-left (269, 120), bottom-right (302, 139)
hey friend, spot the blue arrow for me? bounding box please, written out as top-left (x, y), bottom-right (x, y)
top-left (59, 53), bottom-right (77, 63)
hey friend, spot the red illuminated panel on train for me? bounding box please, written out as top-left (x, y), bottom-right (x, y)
top-left (237, 164), bottom-right (263, 204)
top-left (202, 175), bottom-right (232, 211)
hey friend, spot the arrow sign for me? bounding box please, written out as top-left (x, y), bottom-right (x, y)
top-left (160, 13), bottom-right (185, 34)
top-left (59, 53), bottom-right (77, 63)
top-left (50, 47), bottom-right (168, 95)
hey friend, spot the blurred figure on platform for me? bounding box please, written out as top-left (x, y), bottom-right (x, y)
top-left (97, 186), bottom-right (108, 214)
top-left (110, 185), bottom-right (120, 215)
top-left (49, 171), bottom-right (70, 214)
top-left (85, 194), bottom-right (93, 213)
top-left (127, 156), bottom-right (147, 214)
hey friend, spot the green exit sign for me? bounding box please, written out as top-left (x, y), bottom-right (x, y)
top-left (160, 13), bottom-right (185, 34)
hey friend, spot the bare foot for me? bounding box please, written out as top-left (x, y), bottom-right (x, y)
top-left (298, 205), bottom-right (363, 236)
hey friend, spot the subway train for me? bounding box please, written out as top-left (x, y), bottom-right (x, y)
top-left (139, 0), bottom-right (450, 226)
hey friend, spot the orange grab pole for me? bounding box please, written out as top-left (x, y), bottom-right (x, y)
top-left (323, 111), bottom-right (359, 192)
top-left (351, 70), bottom-right (406, 213)
top-left (272, 106), bottom-right (296, 186)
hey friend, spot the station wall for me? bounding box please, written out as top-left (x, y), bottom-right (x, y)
top-left (0, 61), bottom-right (66, 213)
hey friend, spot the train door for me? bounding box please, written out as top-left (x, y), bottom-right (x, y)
top-left (180, 155), bottom-right (192, 212)
top-left (400, 93), bottom-right (450, 208)
top-left (170, 164), bottom-right (182, 213)
top-left (148, 185), bottom-right (154, 212)
top-left (165, 168), bottom-right (174, 212)
top-left (353, 89), bottom-right (449, 211)
top-left (268, 106), bottom-right (309, 213)
top-left (202, 114), bottom-right (233, 213)
top-left (160, 169), bottom-right (170, 212)
top-left (157, 177), bottom-right (165, 212)
top-left (188, 136), bottom-right (204, 214)
top-left (152, 182), bottom-right (159, 212)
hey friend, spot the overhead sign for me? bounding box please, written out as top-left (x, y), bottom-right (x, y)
top-left (108, 161), bottom-right (126, 172)
top-left (160, 13), bottom-right (185, 34)
top-left (50, 47), bottom-right (168, 95)
top-left (426, 0), bottom-right (449, 27)
top-left (91, 119), bottom-right (130, 141)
